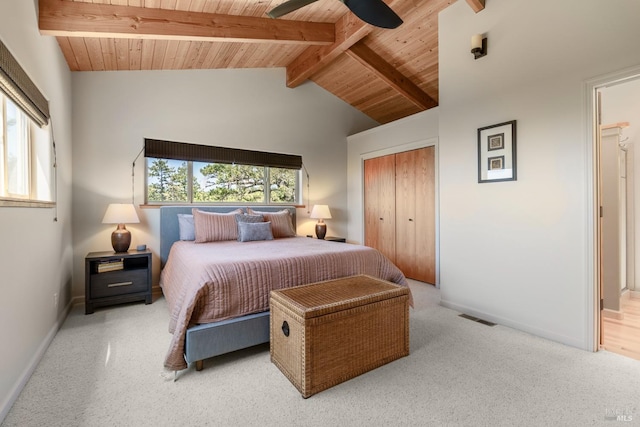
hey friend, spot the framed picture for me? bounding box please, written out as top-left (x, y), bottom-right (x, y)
top-left (478, 120), bottom-right (516, 183)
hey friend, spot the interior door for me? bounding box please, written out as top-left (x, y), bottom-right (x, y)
top-left (364, 154), bottom-right (396, 262)
top-left (395, 150), bottom-right (417, 277)
top-left (415, 146), bottom-right (436, 284)
top-left (395, 147), bottom-right (436, 284)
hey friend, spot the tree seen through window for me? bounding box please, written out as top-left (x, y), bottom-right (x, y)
top-left (146, 158), bottom-right (298, 204)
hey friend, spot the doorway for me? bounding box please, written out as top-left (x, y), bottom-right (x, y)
top-left (594, 75), bottom-right (640, 360)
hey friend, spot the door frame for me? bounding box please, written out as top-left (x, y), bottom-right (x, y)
top-left (585, 65), bottom-right (640, 352)
top-left (360, 137), bottom-right (440, 286)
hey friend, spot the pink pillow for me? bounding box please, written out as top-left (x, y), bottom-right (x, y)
top-left (192, 209), bottom-right (243, 243)
top-left (246, 208), bottom-right (296, 238)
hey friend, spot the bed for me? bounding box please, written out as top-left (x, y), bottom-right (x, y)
top-left (159, 205), bottom-right (409, 372)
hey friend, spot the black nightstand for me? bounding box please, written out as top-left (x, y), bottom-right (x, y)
top-left (85, 250), bottom-right (152, 314)
top-left (324, 236), bottom-right (346, 243)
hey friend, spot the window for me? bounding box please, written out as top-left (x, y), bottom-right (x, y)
top-left (0, 39), bottom-right (53, 206)
top-left (146, 158), bottom-right (300, 204)
top-left (0, 93), bottom-right (53, 204)
top-left (147, 158), bottom-right (187, 203)
top-left (144, 139), bottom-right (302, 205)
top-left (193, 161), bottom-right (266, 203)
top-left (269, 167), bottom-right (298, 203)
top-left (2, 98), bottom-right (30, 197)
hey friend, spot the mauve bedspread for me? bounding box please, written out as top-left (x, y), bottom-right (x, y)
top-left (160, 236), bottom-right (409, 370)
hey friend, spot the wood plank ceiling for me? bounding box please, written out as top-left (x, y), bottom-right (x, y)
top-left (39, 0), bottom-right (484, 124)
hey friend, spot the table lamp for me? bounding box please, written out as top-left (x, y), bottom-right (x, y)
top-left (102, 203), bottom-right (140, 253)
top-left (310, 204), bottom-right (332, 239)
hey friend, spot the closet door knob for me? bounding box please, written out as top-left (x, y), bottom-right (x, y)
top-left (379, 218), bottom-right (383, 220)
top-left (409, 218), bottom-right (413, 221)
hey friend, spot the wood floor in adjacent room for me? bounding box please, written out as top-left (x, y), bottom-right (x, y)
top-left (602, 293), bottom-right (640, 360)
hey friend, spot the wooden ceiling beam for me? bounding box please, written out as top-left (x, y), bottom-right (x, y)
top-left (465, 0), bottom-right (486, 13)
top-left (38, 0), bottom-right (335, 46)
top-left (286, 12), bottom-right (372, 88)
top-left (345, 42), bottom-right (437, 110)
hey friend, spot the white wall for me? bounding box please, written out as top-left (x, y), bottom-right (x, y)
top-left (438, 0), bottom-right (640, 350)
top-left (0, 0), bottom-right (73, 421)
top-left (71, 69), bottom-right (377, 296)
top-left (347, 110), bottom-right (439, 244)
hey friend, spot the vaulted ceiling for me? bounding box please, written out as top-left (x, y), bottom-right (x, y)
top-left (38, 0), bottom-right (484, 124)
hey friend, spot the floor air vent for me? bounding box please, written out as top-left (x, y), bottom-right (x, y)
top-left (459, 313), bottom-right (496, 327)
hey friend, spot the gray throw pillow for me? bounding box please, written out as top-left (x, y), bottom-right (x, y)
top-left (177, 214), bottom-right (195, 241)
top-left (237, 221), bottom-right (273, 242)
top-left (235, 214), bottom-right (264, 224)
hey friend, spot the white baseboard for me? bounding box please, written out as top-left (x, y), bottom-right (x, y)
top-left (0, 300), bottom-right (72, 424)
top-left (439, 298), bottom-right (588, 351)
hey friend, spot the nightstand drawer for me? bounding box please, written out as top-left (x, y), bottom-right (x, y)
top-left (90, 269), bottom-right (148, 298)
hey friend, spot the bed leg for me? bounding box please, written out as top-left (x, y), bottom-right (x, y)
top-left (195, 360), bottom-right (203, 371)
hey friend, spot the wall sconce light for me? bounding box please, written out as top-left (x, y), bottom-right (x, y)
top-left (471, 34), bottom-right (487, 59)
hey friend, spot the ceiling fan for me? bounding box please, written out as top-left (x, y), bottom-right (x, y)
top-left (267, 0), bottom-right (403, 29)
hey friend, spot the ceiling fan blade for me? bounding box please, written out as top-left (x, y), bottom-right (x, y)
top-left (267, 0), bottom-right (320, 18)
top-left (342, 0), bottom-right (403, 29)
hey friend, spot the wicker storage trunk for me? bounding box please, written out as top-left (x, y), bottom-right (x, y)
top-left (270, 275), bottom-right (409, 398)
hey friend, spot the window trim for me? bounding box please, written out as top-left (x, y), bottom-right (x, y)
top-left (0, 198), bottom-right (55, 208)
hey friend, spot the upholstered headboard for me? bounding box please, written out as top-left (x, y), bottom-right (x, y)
top-left (159, 205), bottom-right (297, 267)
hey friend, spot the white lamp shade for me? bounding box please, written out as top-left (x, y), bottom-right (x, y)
top-left (310, 204), bottom-right (332, 220)
top-left (102, 203), bottom-right (140, 224)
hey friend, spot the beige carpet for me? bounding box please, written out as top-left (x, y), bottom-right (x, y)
top-left (3, 280), bottom-right (640, 426)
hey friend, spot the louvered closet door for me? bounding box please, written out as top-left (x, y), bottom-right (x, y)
top-left (395, 147), bottom-right (436, 284)
top-left (364, 155), bottom-right (396, 263)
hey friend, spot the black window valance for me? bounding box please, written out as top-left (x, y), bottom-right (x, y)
top-left (0, 40), bottom-right (50, 127)
top-left (144, 138), bottom-right (302, 170)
